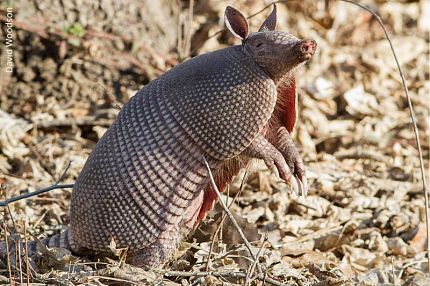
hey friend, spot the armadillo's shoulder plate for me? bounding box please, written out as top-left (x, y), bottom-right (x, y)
top-left (160, 46), bottom-right (277, 160)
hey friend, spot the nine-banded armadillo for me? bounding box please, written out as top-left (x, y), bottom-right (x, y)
top-left (1, 5), bottom-right (316, 268)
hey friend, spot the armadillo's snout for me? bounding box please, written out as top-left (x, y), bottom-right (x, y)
top-left (299, 39), bottom-right (317, 60)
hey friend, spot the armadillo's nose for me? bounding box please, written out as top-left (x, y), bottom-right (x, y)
top-left (299, 39), bottom-right (317, 59)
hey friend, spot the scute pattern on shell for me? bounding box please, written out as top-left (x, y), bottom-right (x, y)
top-left (71, 81), bottom-right (211, 252)
top-left (69, 45), bottom-right (277, 259)
top-left (162, 46), bottom-right (277, 160)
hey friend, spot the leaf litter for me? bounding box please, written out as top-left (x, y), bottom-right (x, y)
top-left (0, 0), bottom-right (429, 285)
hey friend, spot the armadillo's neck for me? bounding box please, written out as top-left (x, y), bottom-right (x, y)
top-left (276, 76), bottom-right (296, 133)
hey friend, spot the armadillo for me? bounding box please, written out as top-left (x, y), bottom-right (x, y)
top-left (1, 5), bottom-right (316, 268)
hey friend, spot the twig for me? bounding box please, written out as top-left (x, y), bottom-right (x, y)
top-left (17, 236), bottom-right (23, 286)
top-left (0, 161), bottom-right (75, 207)
top-left (397, 258), bottom-right (428, 280)
top-left (0, 184), bottom-right (74, 207)
top-left (55, 161), bottom-right (73, 185)
top-left (339, 0), bottom-right (430, 273)
top-left (184, 0), bottom-right (194, 57)
top-left (203, 157), bottom-right (255, 261)
top-left (1, 184), bottom-right (18, 232)
top-left (86, 275), bottom-right (139, 285)
top-left (391, 256), bottom-right (396, 286)
top-left (188, 1), bottom-right (287, 59)
top-left (0, 12), bottom-right (175, 67)
top-left (245, 234), bottom-right (268, 286)
top-left (3, 223), bottom-right (13, 285)
top-left (163, 270), bottom-right (291, 286)
top-left (34, 117), bottom-right (114, 129)
top-left (24, 220), bottom-right (30, 286)
top-left (205, 170), bottom-right (249, 271)
top-left (96, 82), bottom-right (123, 110)
top-left (205, 215), bottom-right (223, 271)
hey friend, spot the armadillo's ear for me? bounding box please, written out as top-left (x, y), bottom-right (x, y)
top-left (258, 4), bottom-right (277, 32)
top-left (224, 6), bottom-right (249, 40)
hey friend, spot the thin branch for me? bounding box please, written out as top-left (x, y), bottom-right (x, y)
top-left (55, 161), bottom-right (73, 185)
top-left (184, 0), bottom-right (194, 57)
top-left (245, 234), bottom-right (268, 286)
top-left (1, 184), bottom-right (18, 231)
top-left (86, 275), bottom-right (139, 285)
top-left (339, 0), bottom-right (429, 273)
top-left (0, 184), bottom-right (74, 207)
top-left (24, 219), bottom-right (30, 286)
top-left (17, 235), bottom-right (23, 285)
top-left (163, 270), bottom-right (291, 286)
top-left (0, 161), bottom-right (75, 207)
top-left (34, 117), bottom-right (114, 129)
top-left (203, 157), bottom-right (256, 261)
top-left (188, 1), bottom-right (288, 59)
top-left (205, 169), bottom-right (249, 271)
top-left (247, 1), bottom-right (286, 18)
top-left (3, 223), bottom-right (13, 284)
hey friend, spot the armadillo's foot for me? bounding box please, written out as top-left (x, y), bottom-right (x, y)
top-left (127, 231), bottom-right (179, 269)
top-left (243, 135), bottom-right (295, 185)
top-left (277, 127), bottom-right (308, 196)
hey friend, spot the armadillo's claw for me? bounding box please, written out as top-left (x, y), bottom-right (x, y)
top-left (295, 175), bottom-right (307, 197)
top-left (301, 174), bottom-right (308, 197)
top-left (268, 158), bottom-right (299, 195)
top-left (290, 176), bottom-right (300, 195)
top-left (294, 164), bottom-right (308, 197)
top-left (276, 126), bottom-right (309, 196)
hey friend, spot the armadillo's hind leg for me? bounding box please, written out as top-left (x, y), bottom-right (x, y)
top-left (127, 229), bottom-right (180, 269)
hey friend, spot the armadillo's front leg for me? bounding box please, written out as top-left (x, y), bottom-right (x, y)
top-left (243, 135), bottom-right (296, 187)
top-left (275, 126), bottom-right (308, 195)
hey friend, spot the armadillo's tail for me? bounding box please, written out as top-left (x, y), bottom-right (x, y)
top-left (0, 229), bottom-right (78, 270)
top-left (42, 229), bottom-right (76, 250)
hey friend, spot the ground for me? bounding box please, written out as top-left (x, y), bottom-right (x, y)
top-left (0, 0), bottom-right (429, 285)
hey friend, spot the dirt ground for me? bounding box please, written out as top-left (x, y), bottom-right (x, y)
top-left (0, 0), bottom-right (429, 285)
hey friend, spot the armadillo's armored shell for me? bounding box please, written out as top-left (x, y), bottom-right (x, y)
top-left (162, 46), bottom-right (277, 160)
top-left (70, 45), bottom-right (277, 254)
top-left (71, 84), bottom-right (210, 251)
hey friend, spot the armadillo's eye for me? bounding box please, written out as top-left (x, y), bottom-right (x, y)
top-left (256, 42), bottom-right (264, 48)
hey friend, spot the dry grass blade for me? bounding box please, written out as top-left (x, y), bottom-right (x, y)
top-left (24, 219), bottom-right (30, 286)
top-left (245, 234), bottom-right (268, 286)
top-left (1, 0), bottom-right (428, 284)
top-left (206, 169), bottom-right (249, 271)
top-left (0, 161), bottom-right (75, 207)
top-left (163, 270), bottom-right (291, 286)
top-left (17, 236), bottom-right (23, 285)
top-left (339, 0), bottom-right (430, 273)
top-left (3, 223), bottom-right (13, 285)
top-left (203, 157), bottom-right (256, 261)
top-left (185, 0), bottom-right (194, 57)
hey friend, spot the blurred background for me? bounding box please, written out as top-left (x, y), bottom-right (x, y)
top-left (0, 0), bottom-right (429, 285)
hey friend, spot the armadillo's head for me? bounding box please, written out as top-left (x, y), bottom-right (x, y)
top-left (244, 31), bottom-right (316, 81)
top-left (224, 5), bottom-right (317, 82)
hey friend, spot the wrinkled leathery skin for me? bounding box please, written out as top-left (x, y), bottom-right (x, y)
top-left (1, 5), bottom-right (316, 269)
